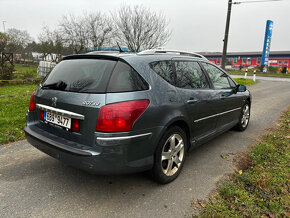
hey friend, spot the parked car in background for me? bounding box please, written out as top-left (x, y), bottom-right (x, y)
top-left (25, 49), bottom-right (251, 184)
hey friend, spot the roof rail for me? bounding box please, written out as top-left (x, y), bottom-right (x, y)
top-left (138, 49), bottom-right (207, 59)
top-left (87, 51), bottom-right (120, 54)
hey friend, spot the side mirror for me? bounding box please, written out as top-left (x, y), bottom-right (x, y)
top-left (237, 84), bottom-right (246, 92)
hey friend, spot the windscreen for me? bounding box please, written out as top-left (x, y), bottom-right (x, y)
top-left (42, 59), bottom-right (117, 93)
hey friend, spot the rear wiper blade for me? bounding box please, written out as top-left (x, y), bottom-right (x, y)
top-left (42, 81), bottom-right (67, 90)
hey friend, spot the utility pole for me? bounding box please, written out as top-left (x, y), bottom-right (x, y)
top-left (221, 0), bottom-right (232, 70)
top-left (2, 21), bottom-right (6, 33)
top-left (221, 0), bottom-right (282, 70)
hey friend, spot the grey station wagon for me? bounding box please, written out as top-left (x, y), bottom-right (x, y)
top-left (25, 49), bottom-right (251, 184)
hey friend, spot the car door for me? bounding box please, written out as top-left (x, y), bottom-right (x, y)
top-left (200, 62), bottom-right (243, 130)
top-left (173, 60), bottom-right (220, 144)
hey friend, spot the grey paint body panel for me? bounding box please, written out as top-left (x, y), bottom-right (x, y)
top-left (25, 53), bottom-right (251, 174)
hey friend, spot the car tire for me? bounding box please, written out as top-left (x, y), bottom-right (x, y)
top-left (151, 126), bottom-right (187, 184)
top-left (235, 101), bottom-right (250, 131)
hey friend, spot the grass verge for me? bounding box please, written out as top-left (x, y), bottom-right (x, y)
top-left (234, 78), bottom-right (258, 86)
top-left (13, 63), bottom-right (38, 80)
top-left (14, 63), bottom-right (38, 74)
top-left (227, 71), bottom-right (290, 78)
top-left (0, 84), bottom-right (37, 144)
top-left (198, 108), bottom-right (290, 217)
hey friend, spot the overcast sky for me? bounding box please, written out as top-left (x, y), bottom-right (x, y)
top-left (1, 0), bottom-right (289, 52)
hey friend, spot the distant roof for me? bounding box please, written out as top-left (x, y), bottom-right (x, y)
top-left (199, 51), bottom-right (290, 57)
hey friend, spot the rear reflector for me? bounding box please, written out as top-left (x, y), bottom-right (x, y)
top-left (39, 110), bottom-right (44, 120)
top-left (29, 91), bottom-right (36, 111)
top-left (96, 100), bottom-right (150, 132)
top-left (72, 119), bottom-right (80, 132)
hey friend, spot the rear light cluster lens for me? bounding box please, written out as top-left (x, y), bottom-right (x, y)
top-left (72, 119), bottom-right (80, 132)
top-left (29, 91), bottom-right (36, 111)
top-left (96, 100), bottom-right (150, 132)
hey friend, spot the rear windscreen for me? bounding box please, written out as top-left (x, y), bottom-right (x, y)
top-left (42, 59), bottom-right (117, 93)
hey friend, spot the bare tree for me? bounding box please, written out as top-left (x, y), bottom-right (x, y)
top-left (113, 5), bottom-right (171, 52)
top-left (38, 26), bottom-right (55, 60)
top-left (6, 28), bottom-right (33, 63)
top-left (58, 14), bottom-right (88, 54)
top-left (6, 28), bottom-right (33, 52)
top-left (38, 26), bottom-right (64, 61)
top-left (0, 32), bottom-right (14, 52)
top-left (84, 12), bottom-right (114, 50)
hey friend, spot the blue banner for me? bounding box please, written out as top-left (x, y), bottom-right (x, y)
top-left (261, 20), bottom-right (274, 66)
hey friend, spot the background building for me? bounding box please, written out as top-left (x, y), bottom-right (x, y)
top-left (201, 51), bottom-right (290, 69)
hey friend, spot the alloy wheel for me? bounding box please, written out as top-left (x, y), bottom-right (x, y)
top-left (161, 133), bottom-right (185, 176)
top-left (241, 104), bottom-right (250, 128)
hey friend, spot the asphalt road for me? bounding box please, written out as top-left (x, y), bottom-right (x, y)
top-left (1, 80), bottom-right (290, 218)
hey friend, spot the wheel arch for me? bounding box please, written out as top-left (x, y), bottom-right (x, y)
top-left (246, 97), bottom-right (251, 106)
top-left (157, 118), bottom-right (192, 152)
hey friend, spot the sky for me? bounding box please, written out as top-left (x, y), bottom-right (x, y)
top-left (0, 0), bottom-right (289, 52)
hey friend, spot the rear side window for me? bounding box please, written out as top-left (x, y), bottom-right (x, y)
top-left (42, 59), bottom-right (116, 93)
top-left (150, 61), bottom-right (175, 85)
top-left (174, 61), bottom-right (209, 89)
top-left (107, 61), bottom-right (149, 93)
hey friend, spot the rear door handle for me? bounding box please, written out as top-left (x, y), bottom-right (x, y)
top-left (186, 99), bottom-right (198, 104)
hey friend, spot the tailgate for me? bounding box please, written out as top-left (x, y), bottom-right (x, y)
top-left (34, 89), bottom-right (105, 147)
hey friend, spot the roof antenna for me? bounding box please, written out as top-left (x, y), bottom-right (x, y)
top-left (116, 41), bottom-right (124, 53)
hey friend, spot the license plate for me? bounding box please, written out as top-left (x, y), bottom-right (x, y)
top-left (44, 111), bottom-right (71, 129)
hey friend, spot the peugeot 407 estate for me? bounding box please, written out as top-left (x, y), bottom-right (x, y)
top-left (25, 49), bottom-right (251, 184)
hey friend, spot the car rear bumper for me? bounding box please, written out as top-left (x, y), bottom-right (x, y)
top-left (24, 125), bottom-right (157, 174)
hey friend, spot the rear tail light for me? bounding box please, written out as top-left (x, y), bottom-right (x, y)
top-left (29, 91), bottom-right (36, 111)
top-left (96, 100), bottom-right (150, 132)
top-left (39, 110), bottom-right (44, 120)
top-left (72, 119), bottom-right (80, 132)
